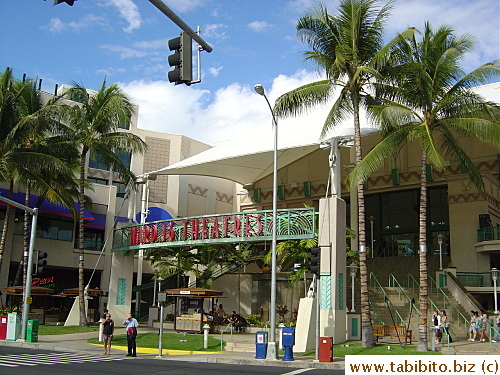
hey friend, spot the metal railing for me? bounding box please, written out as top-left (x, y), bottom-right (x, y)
top-left (369, 272), bottom-right (406, 326)
top-left (188, 263), bottom-right (241, 288)
top-left (405, 273), bottom-right (468, 328)
top-left (456, 272), bottom-right (496, 287)
top-left (354, 277), bottom-right (385, 324)
top-left (388, 274), bottom-right (420, 316)
top-left (220, 323), bottom-right (234, 351)
top-left (477, 226), bottom-right (500, 242)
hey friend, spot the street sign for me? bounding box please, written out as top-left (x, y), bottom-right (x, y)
top-left (26, 297), bottom-right (32, 304)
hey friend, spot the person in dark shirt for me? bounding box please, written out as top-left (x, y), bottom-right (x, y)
top-left (101, 313), bottom-right (114, 355)
top-left (234, 314), bottom-right (247, 333)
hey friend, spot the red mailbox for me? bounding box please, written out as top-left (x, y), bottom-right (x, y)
top-left (0, 316), bottom-right (7, 340)
top-left (318, 336), bottom-right (333, 362)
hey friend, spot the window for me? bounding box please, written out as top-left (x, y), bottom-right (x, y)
top-left (14, 213), bottom-right (74, 241)
top-left (88, 178), bottom-right (108, 185)
top-left (88, 150), bottom-right (131, 172)
top-left (112, 182), bottom-right (128, 198)
top-left (75, 228), bottom-right (105, 251)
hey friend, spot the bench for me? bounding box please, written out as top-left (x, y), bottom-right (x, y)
top-left (372, 325), bottom-right (412, 345)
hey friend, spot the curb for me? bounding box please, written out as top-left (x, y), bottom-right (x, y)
top-left (0, 339), bottom-right (343, 370)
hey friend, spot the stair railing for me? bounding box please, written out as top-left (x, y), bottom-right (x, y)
top-left (405, 273), bottom-right (468, 329)
top-left (219, 323), bottom-right (234, 351)
top-left (355, 277), bottom-right (384, 325)
top-left (188, 263), bottom-right (242, 288)
top-left (369, 272), bottom-right (406, 326)
top-left (428, 274), bottom-right (469, 328)
top-left (388, 274), bottom-right (420, 316)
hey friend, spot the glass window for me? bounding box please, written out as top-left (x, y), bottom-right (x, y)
top-left (112, 182), bottom-right (128, 198)
top-left (75, 228), bottom-right (105, 251)
top-left (118, 120), bottom-right (130, 130)
top-left (88, 178), bottom-right (108, 185)
top-left (15, 214), bottom-right (74, 242)
top-left (88, 152), bottom-right (108, 170)
top-left (429, 187), bottom-right (449, 228)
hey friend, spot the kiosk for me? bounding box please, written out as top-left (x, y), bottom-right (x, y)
top-left (165, 288), bottom-right (224, 333)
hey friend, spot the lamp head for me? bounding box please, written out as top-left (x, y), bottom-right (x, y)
top-left (437, 234), bottom-right (444, 245)
top-left (254, 84), bottom-right (265, 96)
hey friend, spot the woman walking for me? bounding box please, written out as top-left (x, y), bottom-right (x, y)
top-left (102, 313), bottom-right (115, 354)
top-left (468, 311), bottom-right (478, 341)
top-left (433, 310), bottom-right (442, 345)
top-left (440, 310), bottom-right (452, 343)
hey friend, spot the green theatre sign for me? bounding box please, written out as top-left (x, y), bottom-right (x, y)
top-left (112, 208), bottom-right (317, 252)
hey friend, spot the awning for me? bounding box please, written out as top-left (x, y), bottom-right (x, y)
top-left (0, 189), bottom-right (94, 221)
top-left (150, 139), bottom-right (320, 186)
top-left (135, 207), bottom-right (173, 223)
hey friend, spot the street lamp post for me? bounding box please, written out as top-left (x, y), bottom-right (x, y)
top-left (254, 83), bottom-right (278, 360)
top-left (492, 268), bottom-right (498, 312)
top-left (437, 234), bottom-right (444, 271)
top-left (369, 216), bottom-right (374, 258)
top-left (348, 263), bottom-right (358, 312)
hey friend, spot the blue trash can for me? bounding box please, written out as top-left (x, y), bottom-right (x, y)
top-left (255, 331), bottom-right (268, 359)
top-left (282, 327), bottom-right (295, 361)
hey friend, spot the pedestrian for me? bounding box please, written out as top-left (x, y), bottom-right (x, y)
top-left (123, 313), bottom-right (138, 357)
top-left (440, 310), bottom-right (452, 343)
top-left (468, 311), bottom-right (478, 341)
top-left (492, 311), bottom-right (500, 343)
top-left (102, 313), bottom-right (114, 355)
top-left (478, 310), bottom-right (488, 342)
top-left (433, 310), bottom-right (442, 344)
top-left (99, 308), bottom-right (108, 342)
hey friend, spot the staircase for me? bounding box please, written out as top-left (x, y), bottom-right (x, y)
top-left (348, 254), bottom-right (471, 342)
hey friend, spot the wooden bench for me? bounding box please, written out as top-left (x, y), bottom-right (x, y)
top-left (372, 325), bottom-right (412, 345)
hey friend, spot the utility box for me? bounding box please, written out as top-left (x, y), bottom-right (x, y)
top-left (318, 336), bottom-right (334, 362)
top-left (282, 327), bottom-right (295, 361)
top-left (26, 319), bottom-right (39, 343)
top-left (0, 316), bottom-right (7, 340)
top-left (6, 313), bottom-right (21, 341)
top-left (255, 331), bottom-right (268, 359)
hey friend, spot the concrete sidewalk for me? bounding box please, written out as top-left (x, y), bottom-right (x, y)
top-left (1, 328), bottom-right (499, 371)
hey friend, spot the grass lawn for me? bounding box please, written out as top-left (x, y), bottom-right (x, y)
top-left (88, 332), bottom-right (224, 352)
top-left (283, 342), bottom-right (441, 357)
top-left (39, 325), bottom-right (100, 335)
top-left (332, 342), bottom-right (442, 357)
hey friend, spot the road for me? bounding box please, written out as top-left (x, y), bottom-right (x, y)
top-left (0, 347), bottom-right (342, 375)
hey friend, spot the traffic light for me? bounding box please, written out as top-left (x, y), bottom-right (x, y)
top-left (308, 247), bottom-right (320, 274)
top-left (53, 0), bottom-right (77, 5)
top-left (34, 250), bottom-right (48, 275)
top-left (168, 32), bottom-right (192, 85)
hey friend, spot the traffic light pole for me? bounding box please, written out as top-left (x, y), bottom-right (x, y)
top-left (0, 195), bottom-right (38, 341)
top-left (147, 0), bottom-right (212, 52)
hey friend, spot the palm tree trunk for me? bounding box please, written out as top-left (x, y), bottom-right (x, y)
top-left (353, 94), bottom-right (374, 348)
top-left (417, 149), bottom-right (429, 351)
top-left (0, 181), bottom-right (15, 272)
top-left (78, 152), bottom-right (87, 327)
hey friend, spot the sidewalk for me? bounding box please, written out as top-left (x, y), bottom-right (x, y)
top-left (0, 328), bottom-right (499, 371)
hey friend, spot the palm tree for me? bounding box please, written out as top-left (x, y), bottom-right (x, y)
top-left (273, 0), bottom-right (408, 348)
top-left (0, 69), bottom-right (79, 275)
top-left (348, 23), bottom-right (500, 351)
top-left (61, 79), bottom-right (146, 326)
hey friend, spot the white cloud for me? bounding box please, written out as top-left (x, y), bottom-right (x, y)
top-left (248, 21), bottom-right (273, 33)
top-left (96, 67), bottom-right (127, 76)
top-left (208, 66), bottom-right (223, 77)
top-left (120, 69), bottom-right (348, 146)
top-left (44, 15), bottom-right (106, 33)
top-left (165, 0), bottom-right (210, 13)
top-left (106, 0), bottom-right (142, 33)
top-left (388, 0), bottom-right (499, 72)
top-left (100, 45), bottom-right (148, 59)
top-left (203, 24), bottom-right (228, 41)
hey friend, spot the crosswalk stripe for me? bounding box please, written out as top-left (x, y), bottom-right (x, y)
top-left (0, 352), bottom-right (127, 368)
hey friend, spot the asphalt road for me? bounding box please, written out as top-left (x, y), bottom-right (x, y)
top-left (0, 347), bottom-right (342, 375)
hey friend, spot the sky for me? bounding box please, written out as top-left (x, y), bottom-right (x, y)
top-left (0, 0), bottom-right (499, 146)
